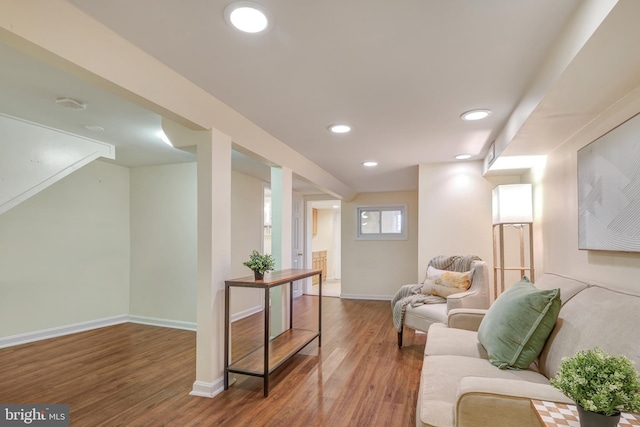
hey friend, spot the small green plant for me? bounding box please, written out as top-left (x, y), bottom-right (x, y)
top-left (242, 250), bottom-right (276, 274)
top-left (551, 347), bottom-right (640, 416)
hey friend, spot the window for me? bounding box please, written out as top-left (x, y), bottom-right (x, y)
top-left (356, 204), bottom-right (407, 240)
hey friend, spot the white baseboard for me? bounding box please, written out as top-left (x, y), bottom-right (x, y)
top-left (0, 314), bottom-right (128, 349)
top-left (339, 293), bottom-right (393, 301)
top-left (189, 376), bottom-right (228, 398)
top-left (128, 315), bottom-right (196, 331)
top-left (230, 305), bottom-right (262, 323)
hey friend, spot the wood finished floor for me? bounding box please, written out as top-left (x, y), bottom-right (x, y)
top-left (0, 296), bottom-right (426, 426)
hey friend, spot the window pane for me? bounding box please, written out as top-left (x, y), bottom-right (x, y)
top-left (360, 210), bottom-right (380, 234)
top-left (381, 210), bottom-right (402, 233)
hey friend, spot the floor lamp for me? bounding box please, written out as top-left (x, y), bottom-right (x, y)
top-left (492, 184), bottom-right (534, 300)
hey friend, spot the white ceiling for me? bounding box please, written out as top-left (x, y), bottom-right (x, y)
top-left (3, 1), bottom-right (640, 196)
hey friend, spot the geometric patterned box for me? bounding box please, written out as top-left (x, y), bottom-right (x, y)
top-left (531, 400), bottom-right (640, 427)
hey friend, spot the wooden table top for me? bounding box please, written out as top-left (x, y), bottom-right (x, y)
top-left (225, 268), bottom-right (322, 288)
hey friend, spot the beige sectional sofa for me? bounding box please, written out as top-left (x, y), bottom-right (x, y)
top-left (416, 273), bottom-right (640, 427)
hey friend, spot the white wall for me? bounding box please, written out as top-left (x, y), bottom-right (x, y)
top-left (0, 160), bottom-right (130, 338)
top-left (130, 166), bottom-right (264, 323)
top-left (229, 170), bottom-right (264, 318)
top-left (341, 191), bottom-right (418, 299)
top-left (540, 85), bottom-right (640, 294)
top-left (0, 159), bottom-right (267, 342)
top-left (129, 163), bottom-right (197, 324)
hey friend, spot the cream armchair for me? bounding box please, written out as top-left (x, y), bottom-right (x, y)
top-left (398, 258), bottom-right (490, 347)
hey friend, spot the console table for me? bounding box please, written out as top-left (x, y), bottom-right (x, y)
top-left (224, 268), bottom-right (322, 397)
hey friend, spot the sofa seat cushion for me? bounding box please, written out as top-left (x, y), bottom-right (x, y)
top-left (404, 302), bottom-right (447, 332)
top-left (419, 355), bottom-right (551, 427)
top-left (424, 324), bottom-right (488, 359)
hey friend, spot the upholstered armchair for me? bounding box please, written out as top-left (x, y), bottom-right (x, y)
top-left (393, 256), bottom-right (490, 347)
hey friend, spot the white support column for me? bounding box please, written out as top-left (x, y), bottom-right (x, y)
top-left (190, 128), bottom-right (232, 398)
top-left (270, 166), bottom-right (292, 336)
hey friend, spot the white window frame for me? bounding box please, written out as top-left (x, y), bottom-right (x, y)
top-left (356, 204), bottom-right (408, 240)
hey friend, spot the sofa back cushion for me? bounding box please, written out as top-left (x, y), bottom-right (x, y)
top-left (534, 273), bottom-right (589, 305)
top-left (478, 277), bottom-right (561, 369)
top-left (539, 286), bottom-right (640, 380)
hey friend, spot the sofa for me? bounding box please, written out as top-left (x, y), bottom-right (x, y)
top-left (416, 273), bottom-right (640, 427)
top-left (399, 258), bottom-right (490, 347)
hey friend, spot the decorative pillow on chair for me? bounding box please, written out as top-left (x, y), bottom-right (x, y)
top-left (423, 265), bottom-right (448, 281)
top-left (477, 277), bottom-right (561, 370)
top-left (421, 269), bottom-right (473, 298)
top-left (421, 278), bottom-right (437, 294)
top-left (436, 270), bottom-right (473, 290)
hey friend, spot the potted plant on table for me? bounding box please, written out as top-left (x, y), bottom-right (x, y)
top-left (551, 347), bottom-right (640, 427)
top-left (242, 250), bottom-right (276, 281)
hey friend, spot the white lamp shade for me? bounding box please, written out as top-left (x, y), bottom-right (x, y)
top-left (492, 184), bottom-right (533, 224)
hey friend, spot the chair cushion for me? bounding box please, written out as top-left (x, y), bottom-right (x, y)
top-left (477, 277), bottom-right (561, 370)
top-left (404, 303), bottom-right (448, 332)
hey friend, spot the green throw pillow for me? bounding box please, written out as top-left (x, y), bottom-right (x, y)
top-left (478, 277), bottom-right (561, 370)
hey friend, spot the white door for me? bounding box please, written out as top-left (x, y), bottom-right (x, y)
top-left (291, 194), bottom-right (304, 297)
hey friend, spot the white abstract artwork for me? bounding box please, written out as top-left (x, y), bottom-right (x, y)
top-left (578, 113), bottom-right (640, 252)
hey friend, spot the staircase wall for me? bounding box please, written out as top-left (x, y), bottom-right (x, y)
top-left (0, 113), bottom-right (114, 215)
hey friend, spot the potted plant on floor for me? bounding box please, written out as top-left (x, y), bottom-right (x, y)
top-left (551, 347), bottom-right (640, 427)
top-left (242, 250), bottom-right (276, 281)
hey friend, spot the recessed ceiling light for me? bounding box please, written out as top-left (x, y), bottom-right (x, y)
top-left (156, 130), bottom-right (173, 147)
top-left (329, 124), bottom-right (351, 134)
top-left (84, 125), bottom-right (104, 132)
top-left (461, 109), bottom-right (491, 121)
top-left (362, 161), bottom-right (378, 167)
top-left (455, 154), bottom-right (472, 160)
top-left (225, 2), bottom-right (271, 33)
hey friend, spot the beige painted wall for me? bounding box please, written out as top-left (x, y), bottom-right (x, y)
top-left (540, 85), bottom-right (640, 294)
top-left (0, 160), bottom-right (130, 337)
top-left (341, 191), bottom-right (418, 298)
top-left (129, 163), bottom-right (197, 323)
top-left (312, 208), bottom-right (336, 278)
top-left (418, 161), bottom-right (521, 300)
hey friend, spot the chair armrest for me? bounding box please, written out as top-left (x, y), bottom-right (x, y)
top-left (455, 377), bottom-right (572, 427)
top-left (446, 286), bottom-right (488, 312)
top-left (447, 308), bottom-right (487, 331)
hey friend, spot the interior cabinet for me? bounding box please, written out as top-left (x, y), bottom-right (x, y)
top-left (312, 208), bottom-right (318, 236)
top-left (312, 250), bottom-right (327, 285)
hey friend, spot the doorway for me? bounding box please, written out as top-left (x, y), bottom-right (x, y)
top-left (307, 200), bottom-right (341, 297)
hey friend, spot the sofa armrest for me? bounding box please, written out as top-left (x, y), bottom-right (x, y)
top-left (455, 377), bottom-right (572, 427)
top-left (447, 308), bottom-right (487, 331)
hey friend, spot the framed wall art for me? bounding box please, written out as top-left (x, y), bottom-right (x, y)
top-left (577, 112), bottom-right (640, 252)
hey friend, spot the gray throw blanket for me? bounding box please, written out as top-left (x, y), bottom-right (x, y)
top-left (391, 255), bottom-right (481, 332)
